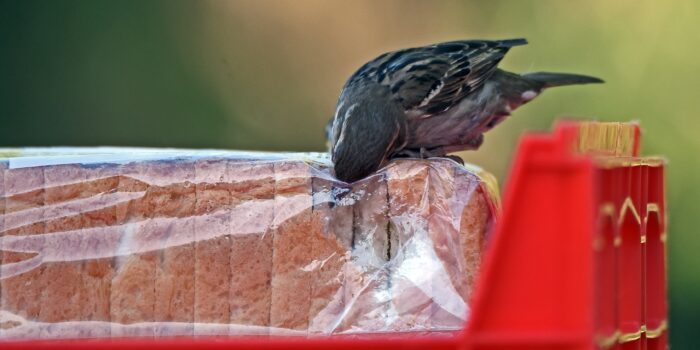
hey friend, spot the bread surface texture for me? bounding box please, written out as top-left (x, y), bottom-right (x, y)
top-left (0, 152), bottom-right (495, 339)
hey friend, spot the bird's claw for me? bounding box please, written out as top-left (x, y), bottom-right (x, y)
top-left (393, 147), bottom-right (462, 165)
top-left (419, 147), bottom-right (429, 159)
top-left (394, 147), bottom-right (444, 159)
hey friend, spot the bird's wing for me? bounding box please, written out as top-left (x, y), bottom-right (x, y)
top-left (362, 39), bottom-right (527, 115)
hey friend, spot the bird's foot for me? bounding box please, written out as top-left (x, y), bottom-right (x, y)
top-left (393, 147), bottom-right (463, 164)
top-left (392, 144), bottom-right (468, 167)
top-left (423, 151), bottom-right (465, 165)
top-left (420, 147), bottom-right (466, 165)
top-left (395, 147), bottom-right (445, 159)
top-left (419, 147), bottom-right (430, 159)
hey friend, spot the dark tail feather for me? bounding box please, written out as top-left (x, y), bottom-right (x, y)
top-left (523, 72), bottom-right (604, 88)
top-left (499, 38), bottom-right (528, 47)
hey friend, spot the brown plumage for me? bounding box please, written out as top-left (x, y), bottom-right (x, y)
top-left (328, 39), bottom-right (603, 183)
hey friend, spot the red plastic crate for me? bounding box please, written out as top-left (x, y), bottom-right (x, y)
top-left (2, 121), bottom-right (668, 350)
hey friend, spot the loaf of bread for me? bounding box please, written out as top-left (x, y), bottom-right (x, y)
top-left (0, 150), bottom-right (496, 340)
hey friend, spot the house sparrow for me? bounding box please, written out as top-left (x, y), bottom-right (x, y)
top-left (327, 38), bottom-right (602, 183)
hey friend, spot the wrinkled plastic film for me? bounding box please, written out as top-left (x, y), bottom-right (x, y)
top-left (0, 148), bottom-right (497, 340)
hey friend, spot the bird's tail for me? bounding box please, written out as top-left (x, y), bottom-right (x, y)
top-left (523, 72), bottom-right (604, 88)
top-left (499, 38), bottom-right (529, 47)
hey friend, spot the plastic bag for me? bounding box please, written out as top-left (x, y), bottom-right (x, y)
top-left (0, 148), bottom-right (497, 340)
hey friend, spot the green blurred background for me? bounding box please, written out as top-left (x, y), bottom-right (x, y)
top-left (0, 0), bottom-right (697, 346)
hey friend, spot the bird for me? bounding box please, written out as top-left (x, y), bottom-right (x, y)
top-left (327, 38), bottom-right (603, 183)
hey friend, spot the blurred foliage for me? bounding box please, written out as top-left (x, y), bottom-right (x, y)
top-left (0, 0), bottom-right (697, 346)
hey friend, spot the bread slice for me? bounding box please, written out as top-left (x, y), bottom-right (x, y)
top-left (336, 172), bottom-right (391, 333)
top-left (386, 159), bottom-right (494, 332)
top-left (79, 164), bottom-right (120, 328)
top-left (425, 160), bottom-right (468, 328)
top-left (270, 161), bottom-right (315, 332)
top-left (456, 172), bottom-right (491, 301)
top-left (386, 160), bottom-right (433, 331)
top-left (112, 159), bottom-right (197, 337)
top-left (22, 163), bottom-right (119, 338)
top-left (425, 164), bottom-right (491, 330)
top-left (110, 162), bottom-right (156, 338)
top-left (307, 166), bottom-right (353, 334)
top-left (1, 166), bottom-right (45, 326)
top-left (151, 160), bottom-right (196, 337)
top-left (0, 162), bottom-right (44, 340)
top-left (40, 165), bottom-right (86, 330)
top-left (194, 159), bottom-right (232, 335)
top-left (229, 161), bottom-right (275, 331)
top-left (8, 163), bottom-right (122, 327)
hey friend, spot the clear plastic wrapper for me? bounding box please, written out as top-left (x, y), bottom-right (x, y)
top-left (0, 148), bottom-right (497, 340)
